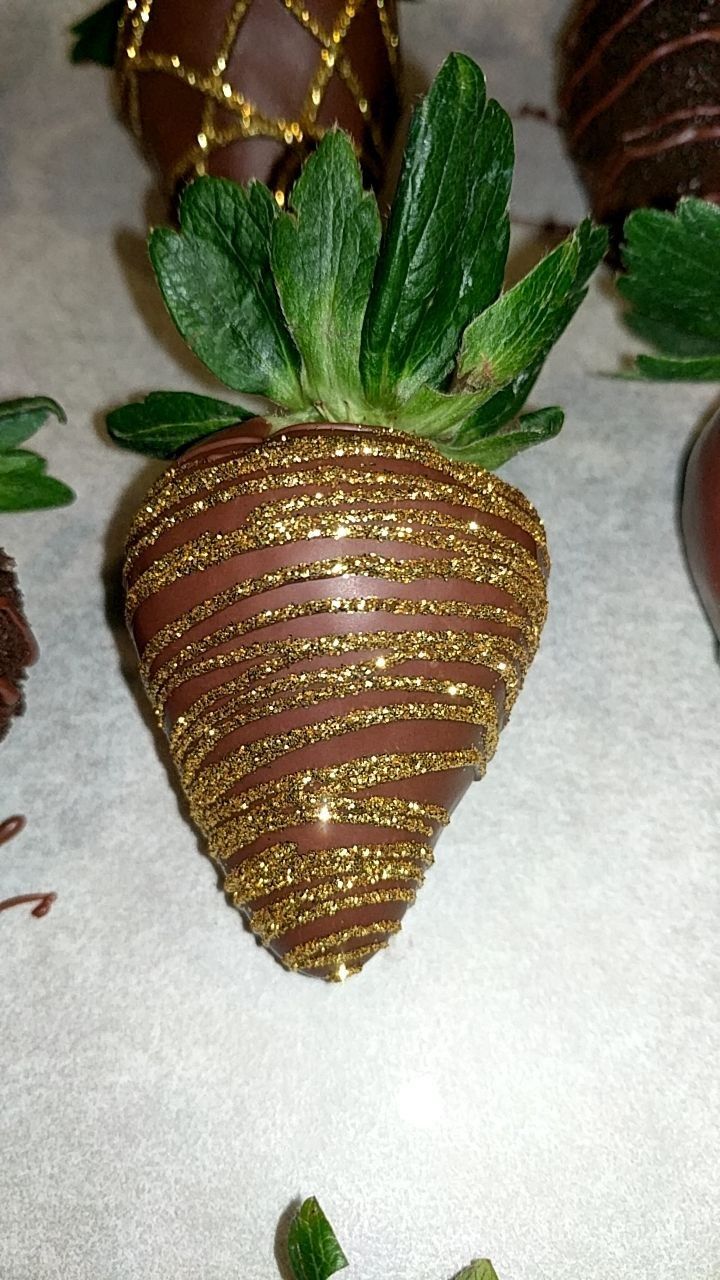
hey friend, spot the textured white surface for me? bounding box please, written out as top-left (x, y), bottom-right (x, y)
top-left (1, 2), bottom-right (719, 1278)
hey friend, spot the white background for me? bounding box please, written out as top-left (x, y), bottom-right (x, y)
top-left (1, 1), bottom-right (719, 1277)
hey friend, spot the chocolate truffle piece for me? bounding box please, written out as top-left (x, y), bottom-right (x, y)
top-left (559, 0), bottom-right (720, 240)
top-left (682, 410), bottom-right (720, 640)
top-left (0, 553), bottom-right (38, 743)
top-left (115, 0), bottom-right (402, 198)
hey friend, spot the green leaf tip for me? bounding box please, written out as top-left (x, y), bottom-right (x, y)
top-left (287, 1198), bottom-right (349, 1280)
top-left (69, 0), bottom-right (124, 66)
top-left (0, 397), bottom-right (74, 512)
top-left (620, 196), bottom-right (720, 379)
top-left (135, 53), bottom-right (606, 470)
top-left (106, 390), bottom-right (252, 458)
top-left (453, 1263), bottom-right (500, 1280)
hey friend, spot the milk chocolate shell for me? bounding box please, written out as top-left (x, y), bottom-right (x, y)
top-left (682, 409), bottom-right (720, 641)
top-left (123, 422), bottom-right (548, 979)
top-left (0, 553), bottom-right (38, 744)
top-left (559, 0), bottom-right (720, 238)
top-left (115, 0), bottom-right (402, 197)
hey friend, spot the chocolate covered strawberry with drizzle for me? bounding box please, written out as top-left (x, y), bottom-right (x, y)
top-left (71, 0), bottom-right (402, 202)
top-left (559, 0), bottom-right (720, 243)
top-left (0, 397), bottom-right (73, 742)
top-left (110, 55), bottom-right (606, 978)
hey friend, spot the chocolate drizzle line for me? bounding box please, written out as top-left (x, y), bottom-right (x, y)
top-left (0, 816), bottom-right (56, 919)
top-left (0, 892), bottom-right (56, 918)
top-left (568, 30), bottom-right (720, 144)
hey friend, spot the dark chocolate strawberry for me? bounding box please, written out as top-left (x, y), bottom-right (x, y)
top-left (0, 397), bottom-right (73, 744)
top-left (559, 0), bottom-right (720, 242)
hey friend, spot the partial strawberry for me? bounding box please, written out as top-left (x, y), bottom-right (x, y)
top-left (112, 54), bottom-right (606, 979)
top-left (0, 397), bottom-right (73, 743)
top-left (70, 0), bottom-right (402, 200)
top-left (559, 0), bottom-right (720, 246)
top-left (620, 197), bottom-right (720, 640)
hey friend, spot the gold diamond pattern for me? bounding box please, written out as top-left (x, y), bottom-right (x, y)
top-left (116, 0), bottom-right (400, 198)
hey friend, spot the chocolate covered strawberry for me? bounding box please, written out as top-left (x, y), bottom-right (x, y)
top-left (620, 196), bottom-right (720, 640)
top-left (0, 398), bottom-right (73, 742)
top-left (559, 0), bottom-right (720, 243)
top-left (71, 0), bottom-right (402, 200)
top-left (110, 54), bottom-right (606, 979)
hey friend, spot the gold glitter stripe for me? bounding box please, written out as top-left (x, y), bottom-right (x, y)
top-left (190, 748), bottom-right (483, 828)
top-left (250, 885), bottom-right (416, 943)
top-left (376, 0), bottom-right (400, 66)
top-left (135, 569), bottom-right (542, 685)
top-left (181, 700), bottom-right (495, 797)
top-left (295, 942), bottom-right (388, 974)
top-left (125, 490), bottom-right (538, 581)
top-left (129, 458), bottom-right (540, 547)
top-left (224, 841), bottom-right (433, 902)
top-left (125, 502), bottom-right (542, 613)
top-left (282, 920), bottom-right (402, 970)
top-left (146, 596), bottom-right (533, 695)
top-left (162, 628), bottom-right (522, 727)
top-left (171, 675), bottom-right (504, 772)
top-left (130, 433), bottom-right (546, 543)
top-left (125, 468), bottom-right (539, 563)
top-left (129, 558), bottom-right (547, 666)
top-left (208, 795), bottom-right (448, 856)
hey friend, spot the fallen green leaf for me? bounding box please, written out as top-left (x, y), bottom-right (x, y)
top-left (287, 1198), bottom-right (349, 1280)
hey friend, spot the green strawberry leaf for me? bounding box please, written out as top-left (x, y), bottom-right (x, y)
top-left (287, 1199), bottom-right (349, 1280)
top-left (271, 131), bottom-right (381, 420)
top-left (149, 178), bottom-right (305, 408)
top-left (69, 0), bottom-right (124, 66)
top-left (458, 219), bottom-right (606, 393)
top-left (453, 1263), bottom-right (500, 1280)
top-left (0, 451), bottom-right (74, 512)
top-left (620, 198), bottom-right (720, 363)
top-left (361, 53), bottom-right (513, 407)
top-left (392, 384), bottom-right (493, 441)
top-left (450, 357), bottom-right (546, 447)
top-left (0, 396), bottom-right (66, 450)
top-left (632, 353), bottom-right (720, 381)
top-left (106, 390), bottom-right (251, 457)
top-left (438, 404), bottom-right (564, 466)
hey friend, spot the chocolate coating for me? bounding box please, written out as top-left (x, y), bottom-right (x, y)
top-left (0, 552), bottom-right (38, 744)
top-left (682, 408), bottom-right (720, 640)
top-left (559, 0), bottom-right (720, 239)
top-left (115, 0), bottom-right (402, 198)
top-left (124, 422), bottom-right (549, 978)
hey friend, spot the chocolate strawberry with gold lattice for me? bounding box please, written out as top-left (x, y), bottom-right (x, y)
top-left (111, 55), bottom-right (606, 979)
top-left (71, 0), bottom-right (402, 201)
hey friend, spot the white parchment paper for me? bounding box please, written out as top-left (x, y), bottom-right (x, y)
top-left (1, 2), bottom-right (719, 1277)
